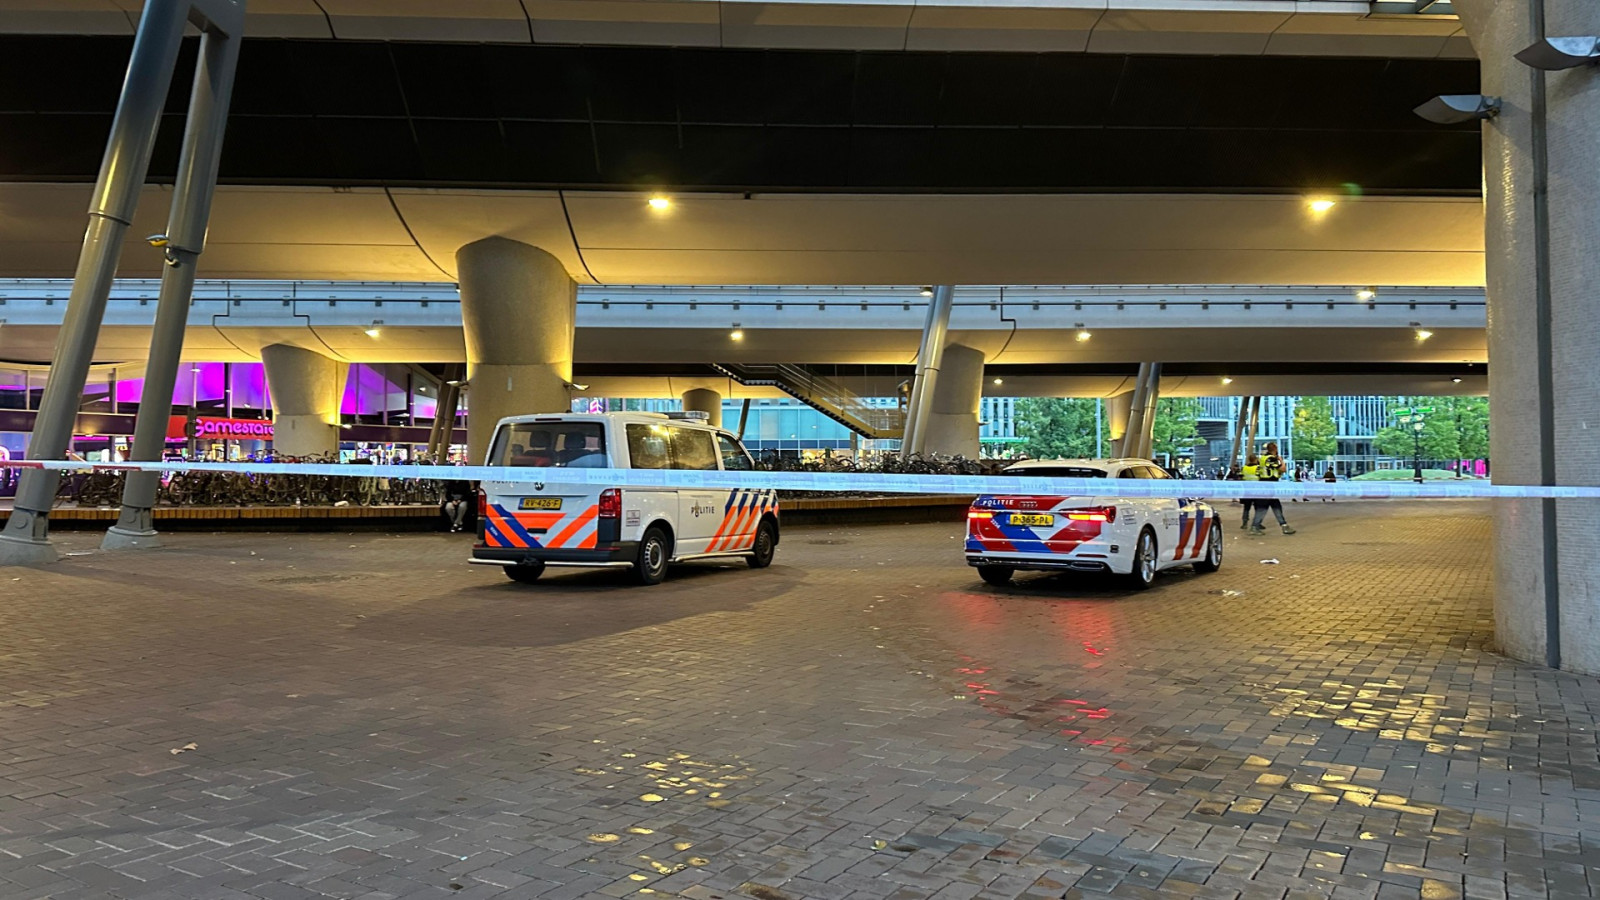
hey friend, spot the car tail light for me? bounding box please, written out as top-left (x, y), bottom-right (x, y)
top-left (598, 488), bottom-right (621, 520)
top-left (967, 510), bottom-right (994, 520)
top-left (1067, 506), bottom-right (1116, 523)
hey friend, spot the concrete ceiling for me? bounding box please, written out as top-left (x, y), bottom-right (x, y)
top-left (0, 184), bottom-right (1487, 287)
top-left (0, 0), bottom-right (1473, 57)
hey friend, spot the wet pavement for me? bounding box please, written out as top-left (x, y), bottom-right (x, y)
top-left (0, 500), bottom-right (1595, 899)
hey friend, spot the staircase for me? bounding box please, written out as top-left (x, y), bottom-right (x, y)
top-left (712, 363), bottom-right (905, 440)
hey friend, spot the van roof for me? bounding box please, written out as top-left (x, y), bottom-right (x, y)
top-left (494, 412), bottom-right (726, 431)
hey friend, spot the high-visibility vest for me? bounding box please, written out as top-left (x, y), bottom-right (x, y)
top-left (1242, 465), bottom-right (1261, 481)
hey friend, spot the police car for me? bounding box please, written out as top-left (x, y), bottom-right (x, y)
top-left (965, 458), bottom-right (1222, 589)
top-left (471, 412), bottom-right (777, 585)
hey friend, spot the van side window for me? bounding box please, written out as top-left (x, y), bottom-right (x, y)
top-left (669, 427), bottom-right (719, 471)
top-left (624, 424), bottom-right (671, 469)
top-left (717, 434), bottom-right (753, 471)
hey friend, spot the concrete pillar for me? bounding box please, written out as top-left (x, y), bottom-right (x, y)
top-left (262, 344), bottom-right (346, 458)
top-left (1135, 363), bottom-right (1163, 460)
top-left (1117, 363), bottom-right (1154, 458)
top-left (1105, 391), bottom-right (1134, 445)
top-left (457, 237), bottom-right (576, 463)
top-left (919, 343), bottom-right (984, 458)
top-left (1457, 0), bottom-right (1600, 672)
top-left (682, 388), bottom-right (723, 428)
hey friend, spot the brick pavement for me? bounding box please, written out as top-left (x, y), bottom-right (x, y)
top-left (0, 500), bottom-right (1596, 900)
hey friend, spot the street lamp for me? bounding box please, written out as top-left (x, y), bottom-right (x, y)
top-left (1412, 94), bottom-right (1501, 124)
top-left (1411, 419), bottom-right (1426, 484)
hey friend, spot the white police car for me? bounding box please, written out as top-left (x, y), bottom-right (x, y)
top-left (965, 458), bottom-right (1222, 589)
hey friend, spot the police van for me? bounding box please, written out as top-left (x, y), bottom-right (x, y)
top-left (470, 411), bottom-right (778, 585)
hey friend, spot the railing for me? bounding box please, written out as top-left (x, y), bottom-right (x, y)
top-left (715, 362), bottom-right (905, 439)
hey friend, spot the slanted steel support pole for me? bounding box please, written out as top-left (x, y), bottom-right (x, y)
top-left (105, 9), bottom-right (245, 550)
top-left (901, 285), bottom-right (954, 456)
top-left (1116, 363), bottom-right (1153, 458)
top-left (0, 0), bottom-right (223, 565)
top-left (1227, 396), bottom-right (1251, 474)
top-left (1245, 395), bottom-right (1262, 461)
top-left (1134, 362), bottom-right (1163, 460)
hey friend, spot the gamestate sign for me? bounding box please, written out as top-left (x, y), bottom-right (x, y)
top-left (166, 416), bottom-right (274, 440)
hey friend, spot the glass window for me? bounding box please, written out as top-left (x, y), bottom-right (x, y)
top-left (625, 423), bottom-right (671, 469)
top-left (1005, 466), bottom-right (1107, 478)
top-left (1144, 466), bottom-right (1173, 479)
top-left (491, 421), bottom-right (607, 467)
top-left (669, 427), bottom-right (719, 471)
top-left (717, 434), bottom-right (753, 471)
top-left (1117, 467), bottom-right (1140, 479)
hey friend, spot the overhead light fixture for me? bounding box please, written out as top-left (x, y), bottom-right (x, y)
top-left (1515, 35), bottom-right (1600, 70)
top-left (1413, 94), bottom-right (1500, 124)
top-left (565, 382), bottom-right (590, 391)
top-left (340, 423), bottom-right (352, 430)
top-left (444, 379), bottom-right (461, 386)
top-left (1451, 377), bottom-right (1463, 383)
top-left (364, 320), bottom-right (383, 338)
top-left (992, 378), bottom-right (1004, 386)
top-left (1308, 198), bottom-right (1336, 213)
top-left (1356, 287), bottom-right (1376, 301)
top-left (1415, 328), bottom-right (1433, 341)
top-left (1075, 329), bottom-right (1092, 342)
top-left (1221, 377), bottom-right (1234, 385)
top-left (729, 328), bottom-right (744, 342)
top-left (919, 286), bottom-right (934, 298)
top-left (648, 195), bottom-right (671, 211)
top-left (191, 366), bottom-right (202, 373)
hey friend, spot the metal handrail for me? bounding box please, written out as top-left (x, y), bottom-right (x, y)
top-left (718, 362), bottom-right (904, 438)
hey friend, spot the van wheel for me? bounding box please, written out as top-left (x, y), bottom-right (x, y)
top-left (747, 519), bottom-right (777, 569)
top-left (505, 561), bottom-right (545, 584)
top-left (633, 526), bottom-right (670, 585)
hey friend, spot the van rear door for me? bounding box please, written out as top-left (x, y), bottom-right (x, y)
top-left (482, 419), bottom-right (607, 551)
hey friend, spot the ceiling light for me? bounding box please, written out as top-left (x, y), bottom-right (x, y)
top-left (648, 195), bottom-right (671, 211)
top-left (1515, 35), bottom-right (1600, 70)
top-left (992, 378), bottom-right (1004, 386)
top-left (365, 321), bottom-right (383, 338)
top-left (565, 382), bottom-right (590, 391)
top-left (919, 286), bottom-right (934, 298)
top-left (1221, 377), bottom-right (1234, 385)
top-left (1308, 199), bottom-right (1336, 213)
top-left (729, 329), bottom-right (744, 342)
top-left (444, 379), bottom-right (461, 386)
top-left (1356, 288), bottom-right (1376, 301)
top-left (1075, 330), bottom-right (1092, 342)
top-left (1415, 329), bottom-right (1433, 341)
top-left (191, 366), bottom-right (202, 373)
top-left (1452, 377), bottom-right (1463, 383)
top-left (1413, 94), bottom-right (1501, 124)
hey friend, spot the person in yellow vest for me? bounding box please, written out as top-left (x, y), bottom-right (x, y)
top-left (1249, 442), bottom-right (1296, 535)
top-left (1239, 455), bottom-right (1261, 528)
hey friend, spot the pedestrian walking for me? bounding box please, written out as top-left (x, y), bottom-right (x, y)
top-left (1249, 442), bottom-right (1296, 535)
top-left (1322, 466), bottom-right (1337, 502)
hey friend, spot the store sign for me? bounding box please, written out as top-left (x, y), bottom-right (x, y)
top-left (166, 416), bottom-right (274, 439)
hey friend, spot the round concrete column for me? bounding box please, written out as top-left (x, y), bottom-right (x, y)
top-left (1105, 390), bottom-right (1134, 444)
top-left (919, 343), bottom-right (984, 458)
top-left (682, 388), bottom-right (723, 428)
top-left (262, 344), bottom-right (346, 457)
top-left (1457, 0), bottom-right (1600, 671)
top-left (457, 237), bottom-right (576, 463)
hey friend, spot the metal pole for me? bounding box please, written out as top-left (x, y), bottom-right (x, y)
top-left (103, 10), bottom-right (245, 551)
top-left (737, 397), bottom-right (752, 440)
top-left (1227, 396), bottom-right (1249, 474)
top-left (1135, 362), bottom-right (1162, 459)
top-left (1245, 396), bottom-right (1262, 461)
top-left (1117, 363), bottom-right (1153, 458)
top-left (901, 285), bottom-right (954, 456)
top-left (1527, 0), bottom-right (1561, 671)
top-left (0, 1), bottom-right (194, 564)
top-left (1095, 398), bottom-right (1102, 458)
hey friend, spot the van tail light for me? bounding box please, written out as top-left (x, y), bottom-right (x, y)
top-left (478, 487), bottom-right (487, 512)
top-left (598, 488), bottom-right (622, 520)
top-left (1067, 506), bottom-right (1116, 523)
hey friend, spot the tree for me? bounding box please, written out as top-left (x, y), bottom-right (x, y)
top-left (1015, 398), bottom-right (1106, 459)
top-left (1150, 397), bottom-right (1203, 461)
top-left (1292, 396), bottom-right (1337, 462)
top-left (1450, 396), bottom-right (1490, 460)
top-left (1374, 408), bottom-right (1460, 462)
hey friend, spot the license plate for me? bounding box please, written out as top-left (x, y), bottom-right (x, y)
top-left (519, 497), bottom-right (562, 510)
top-left (1009, 513), bottom-right (1054, 527)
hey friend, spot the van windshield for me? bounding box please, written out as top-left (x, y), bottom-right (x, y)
top-left (491, 422), bottom-right (606, 467)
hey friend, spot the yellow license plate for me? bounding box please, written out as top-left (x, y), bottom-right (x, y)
top-left (1009, 513), bottom-right (1054, 527)
top-left (519, 497), bottom-right (562, 510)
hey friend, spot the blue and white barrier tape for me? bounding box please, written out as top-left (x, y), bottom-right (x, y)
top-left (1, 458), bottom-right (1594, 501)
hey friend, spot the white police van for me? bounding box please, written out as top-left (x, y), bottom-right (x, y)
top-left (470, 411), bottom-right (778, 585)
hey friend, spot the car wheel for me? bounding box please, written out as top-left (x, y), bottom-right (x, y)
top-left (747, 519), bottom-right (777, 569)
top-left (1193, 522), bottom-right (1223, 573)
top-left (978, 565), bottom-right (1014, 586)
top-left (633, 526), bottom-right (671, 585)
top-left (504, 561), bottom-right (545, 584)
top-left (1125, 529), bottom-right (1158, 590)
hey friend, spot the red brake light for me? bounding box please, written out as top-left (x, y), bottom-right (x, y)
top-left (478, 487), bottom-right (486, 511)
top-left (598, 488), bottom-right (621, 519)
top-left (1067, 506), bottom-right (1116, 523)
top-left (967, 510), bottom-right (994, 520)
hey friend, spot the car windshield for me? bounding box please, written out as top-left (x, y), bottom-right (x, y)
top-left (1003, 466), bottom-right (1107, 478)
top-left (490, 422), bottom-right (606, 467)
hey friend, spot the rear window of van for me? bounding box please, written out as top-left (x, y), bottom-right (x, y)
top-left (491, 422), bottom-right (606, 467)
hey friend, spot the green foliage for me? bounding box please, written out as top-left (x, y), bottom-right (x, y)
top-left (1449, 396), bottom-right (1490, 460)
top-left (1150, 397), bottom-right (1203, 460)
top-left (1291, 396), bottom-right (1337, 461)
top-left (1352, 468), bottom-right (1480, 481)
top-left (1015, 398), bottom-right (1107, 459)
top-left (1375, 404), bottom-right (1461, 460)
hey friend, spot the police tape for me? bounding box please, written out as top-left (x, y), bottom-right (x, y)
top-left (0, 458), bottom-right (1594, 501)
